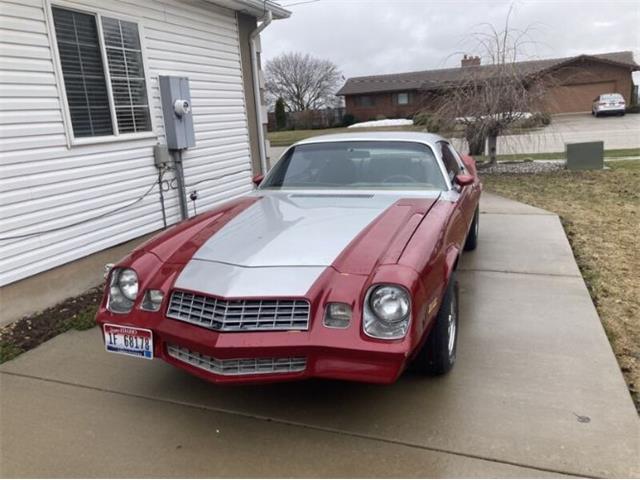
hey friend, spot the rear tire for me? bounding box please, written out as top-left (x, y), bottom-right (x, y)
top-left (464, 207), bottom-right (479, 251)
top-left (412, 272), bottom-right (459, 376)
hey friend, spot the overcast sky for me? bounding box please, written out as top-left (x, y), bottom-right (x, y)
top-left (262, 0), bottom-right (640, 82)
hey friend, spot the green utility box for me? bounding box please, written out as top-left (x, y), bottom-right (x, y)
top-left (566, 141), bottom-right (604, 171)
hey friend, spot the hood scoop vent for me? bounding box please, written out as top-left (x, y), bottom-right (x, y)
top-left (289, 193), bottom-right (374, 199)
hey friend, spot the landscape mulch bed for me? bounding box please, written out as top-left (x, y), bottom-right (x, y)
top-left (0, 286), bottom-right (103, 363)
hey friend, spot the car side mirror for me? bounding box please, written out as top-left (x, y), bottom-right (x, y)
top-left (454, 174), bottom-right (474, 187)
top-left (252, 174), bottom-right (264, 187)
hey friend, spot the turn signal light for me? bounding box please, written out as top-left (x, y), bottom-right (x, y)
top-left (324, 303), bottom-right (352, 329)
top-left (141, 289), bottom-right (164, 312)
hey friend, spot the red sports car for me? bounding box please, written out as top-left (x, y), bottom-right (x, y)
top-left (96, 132), bottom-right (482, 384)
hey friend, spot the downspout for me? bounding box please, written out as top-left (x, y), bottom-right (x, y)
top-left (249, 10), bottom-right (272, 174)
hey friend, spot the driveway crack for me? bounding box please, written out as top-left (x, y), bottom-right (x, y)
top-left (458, 267), bottom-right (582, 278)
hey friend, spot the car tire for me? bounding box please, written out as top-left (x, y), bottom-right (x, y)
top-left (463, 207), bottom-right (479, 251)
top-left (594, 111), bottom-right (599, 117)
top-left (412, 272), bottom-right (459, 376)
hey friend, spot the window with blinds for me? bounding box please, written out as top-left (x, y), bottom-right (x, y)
top-left (101, 17), bottom-right (151, 134)
top-left (52, 7), bottom-right (113, 137)
top-left (51, 7), bottom-right (151, 140)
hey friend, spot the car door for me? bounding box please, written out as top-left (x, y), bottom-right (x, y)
top-left (439, 142), bottom-right (476, 244)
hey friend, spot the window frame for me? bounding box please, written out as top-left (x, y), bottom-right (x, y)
top-left (45, 0), bottom-right (156, 147)
top-left (396, 92), bottom-right (410, 105)
top-left (355, 95), bottom-right (375, 108)
top-left (260, 140), bottom-right (450, 192)
top-left (437, 141), bottom-right (465, 182)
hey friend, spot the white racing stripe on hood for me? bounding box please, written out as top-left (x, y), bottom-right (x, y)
top-left (174, 191), bottom-right (429, 298)
top-left (191, 192), bottom-right (401, 267)
top-left (174, 261), bottom-right (326, 297)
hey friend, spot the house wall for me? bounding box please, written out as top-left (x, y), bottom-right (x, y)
top-left (0, 232), bottom-right (154, 325)
top-left (0, 0), bottom-right (256, 290)
top-left (345, 91), bottom-right (420, 121)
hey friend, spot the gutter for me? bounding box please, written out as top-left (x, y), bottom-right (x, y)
top-left (202, 0), bottom-right (290, 19)
top-left (235, 0), bottom-right (290, 19)
top-left (250, 10), bottom-right (272, 174)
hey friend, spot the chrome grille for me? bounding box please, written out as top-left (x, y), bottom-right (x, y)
top-left (167, 290), bottom-right (310, 331)
top-left (167, 345), bottom-right (307, 376)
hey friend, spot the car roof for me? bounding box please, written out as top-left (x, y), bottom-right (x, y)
top-left (293, 131), bottom-right (448, 146)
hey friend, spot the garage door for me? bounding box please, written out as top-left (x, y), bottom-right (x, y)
top-left (543, 81), bottom-right (617, 113)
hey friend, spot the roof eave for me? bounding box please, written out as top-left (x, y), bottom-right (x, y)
top-left (543, 54), bottom-right (640, 74)
top-left (207, 0), bottom-right (291, 19)
top-left (337, 86), bottom-right (422, 96)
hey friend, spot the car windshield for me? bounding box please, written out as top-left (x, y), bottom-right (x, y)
top-left (261, 141), bottom-right (448, 191)
top-left (601, 94), bottom-right (623, 101)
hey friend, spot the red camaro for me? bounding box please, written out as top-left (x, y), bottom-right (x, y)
top-left (96, 132), bottom-right (481, 384)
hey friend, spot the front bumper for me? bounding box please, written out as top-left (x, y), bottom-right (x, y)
top-left (96, 311), bottom-right (412, 385)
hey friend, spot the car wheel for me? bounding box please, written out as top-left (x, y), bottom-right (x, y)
top-left (464, 207), bottom-right (479, 251)
top-left (594, 111), bottom-right (599, 117)
top-left (412, 272), bottom-right (459, 376)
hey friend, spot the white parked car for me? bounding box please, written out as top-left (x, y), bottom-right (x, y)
top-left (592, 93), bottom-right (626, 117)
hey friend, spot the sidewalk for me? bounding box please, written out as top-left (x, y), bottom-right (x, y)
top-left (1, 193), bottom-right (638, 478)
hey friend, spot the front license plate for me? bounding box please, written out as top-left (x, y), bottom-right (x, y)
top-left (103, 324), bottom-right (153, 359)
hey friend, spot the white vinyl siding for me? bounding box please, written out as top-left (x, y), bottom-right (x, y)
top-left (0, 0), bottom-right (254, 286)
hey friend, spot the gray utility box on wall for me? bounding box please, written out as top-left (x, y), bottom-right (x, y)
top-left (566, 141), bottom-right (604, 171)
top-left (159, 75), bottom-right (196, 150)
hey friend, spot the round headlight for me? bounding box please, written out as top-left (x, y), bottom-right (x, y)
top-left (369, 285), bottom-right (410, 323)
top-left (117, 268), bottom-right (138, 300)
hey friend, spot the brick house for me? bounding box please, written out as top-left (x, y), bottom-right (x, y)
top-left (337, 51), bottom-right (639, 121)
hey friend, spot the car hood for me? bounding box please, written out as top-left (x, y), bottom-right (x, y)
top-left (191, 192), bottom-right (407, 267)
top-left (172, 191), bottom-right (439, 297)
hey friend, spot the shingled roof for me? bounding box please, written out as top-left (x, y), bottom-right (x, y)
top-left (336, 51), bottom-right (639, 96)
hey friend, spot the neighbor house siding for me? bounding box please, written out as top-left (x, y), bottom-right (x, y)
top-left (0, 0), bottom-right (254, 286)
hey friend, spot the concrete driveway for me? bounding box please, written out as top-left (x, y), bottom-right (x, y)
top-left (1, 193), bottom-right (639, 478)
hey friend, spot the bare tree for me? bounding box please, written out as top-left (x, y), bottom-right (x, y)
top-left (433, 7), bottom-right (551, 163)
top-left (265, 52), bottom-right (342, 112)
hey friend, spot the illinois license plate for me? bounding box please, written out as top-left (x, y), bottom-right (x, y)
top-left (103, 324), bottom-right (153, 359)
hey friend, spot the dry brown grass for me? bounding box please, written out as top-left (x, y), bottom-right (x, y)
top-left (483, 161), bottom-right (640, 411)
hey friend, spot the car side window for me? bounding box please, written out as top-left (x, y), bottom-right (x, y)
top-left (439, 142), bottom-right (462, 181)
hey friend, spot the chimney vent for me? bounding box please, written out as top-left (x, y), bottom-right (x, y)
top-left (461, 55), bottom-right (481, 67)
